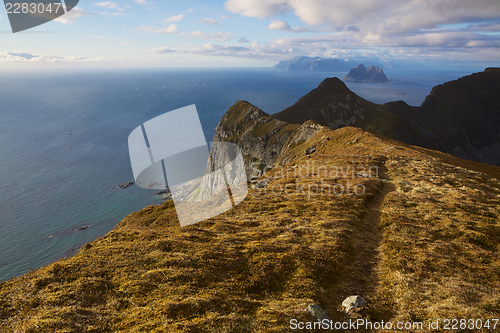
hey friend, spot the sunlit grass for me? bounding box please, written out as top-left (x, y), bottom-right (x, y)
top-left (1, 126), bottom-right (500, 332)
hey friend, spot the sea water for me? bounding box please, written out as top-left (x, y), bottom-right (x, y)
top-left (0, 67), bottom-right (476, 281)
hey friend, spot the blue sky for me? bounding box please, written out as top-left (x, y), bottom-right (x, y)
top-left (1, 0), bottom-right (499, 68)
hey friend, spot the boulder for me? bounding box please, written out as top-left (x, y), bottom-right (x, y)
top-left (342, 295), bottom-right (367, 313)
top-left (306, 304), bottom-right (330, 321)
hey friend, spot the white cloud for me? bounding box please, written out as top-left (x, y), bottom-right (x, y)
top-left (186, 31), bottom-right (232, 41)
top-left (140, 24), bottom-right (179, 34)
top-left (141, 0), bottom-right (499, 66)
top-left (0, 52), bottom-right (102, 63)
top-left (163, 14), bottom-right (184, 23)
top-left (196, 18), bottom-right (223, 26)
top-left (192, 43), bottom-right (252, 54)
top-left (386, 31), bottom-right (500, 48)
top-left (92, 2), bottom-right (118, 9)
top-left (224, 0), bottom-right (292, 18)
top-left (226, 0), bottom-right (500, 27)
top-left (159, 24), bottom-right (180, 34)
top-left (146, 36), bottom-right (500, 65)
top-left (149, 43), bottom-right (256, 57)
top-left (147, 41), bottom-right (295, 60)
top-left (268, 20), bottom-right (290, 31)
top-left (54, 7), bottom-right (90, 24)
top-left (132, 0), bottom-right (147, 4)
top-left (140, 25), bottom-right (232, 40)
top-left (148, 47), bottom-right (178, 54)
top-left (98, 11), bottom-right (125, 16)
top-left (268, 20), bottom-right (309, 33)
top-left (225, 0), bottom-right (500, 40)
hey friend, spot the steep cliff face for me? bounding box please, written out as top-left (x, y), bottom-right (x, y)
top-left (212, 101), bottom-right (302, 180)
top-left (271, 69), bottom-right (500, 166)
top-left (422, 69), bottom-right (500, 165)
top-left (386, 68), bottom-right (500, 165)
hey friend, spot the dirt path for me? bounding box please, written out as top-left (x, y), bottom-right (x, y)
top-left (331, 165), bottom-right (396, 321)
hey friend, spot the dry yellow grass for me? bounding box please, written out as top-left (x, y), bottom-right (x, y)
top-left (1, 126), bottom-right (499, 332)
top-left (376, 149), bottom-right (500, 327)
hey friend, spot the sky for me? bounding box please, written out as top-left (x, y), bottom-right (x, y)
top-left (1, 0), bottom-right (500, 69)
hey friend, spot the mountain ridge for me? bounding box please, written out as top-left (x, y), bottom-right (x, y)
top-left (273, 68), bottom-right (500, 165)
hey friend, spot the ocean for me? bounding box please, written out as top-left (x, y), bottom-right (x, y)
top-left (0, 67), bottom-right (476, 281)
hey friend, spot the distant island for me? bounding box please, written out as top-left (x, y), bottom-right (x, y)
top-left (274, 56), bottom-right (357, 72)
top-left (342, 64), bottom-right (389, 83)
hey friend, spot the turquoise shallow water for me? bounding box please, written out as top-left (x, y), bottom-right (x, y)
top-left (0, 68), bottom-right (476, 281)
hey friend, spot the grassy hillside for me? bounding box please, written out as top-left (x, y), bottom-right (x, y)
top-left (1, 127), bottom-right (500, 332)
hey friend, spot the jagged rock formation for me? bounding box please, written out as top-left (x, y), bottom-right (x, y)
top-left (272, 69), bottom-right (500, 166)
top-left (212, 101), bottom-right (322, 180)
top-left (342, 64), bottom-right (389, 83)
top-left (274, 56), bottom-right (357, 72)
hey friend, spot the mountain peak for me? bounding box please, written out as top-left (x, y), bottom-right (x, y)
top-left (217, 100), bottom-right (268, 130)
top-left (317, 77), bottom-right (349, 90)
top-left (272, 76), bottom-right (385, 132)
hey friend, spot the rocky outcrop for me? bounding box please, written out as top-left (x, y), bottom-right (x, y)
top-left (211, 101), bottom-right (325, 182)
top-left (212, 101), bottom-right (301, 180)
top-left (342, 64), bottom-right (389, 83)
top-left (117, 182), bottom-right (134, 189)
top-left (277, 120), bottom-right (325, 165)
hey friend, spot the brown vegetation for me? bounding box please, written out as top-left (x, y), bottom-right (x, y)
top-left (1, 126), bottom-right (499, 332)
